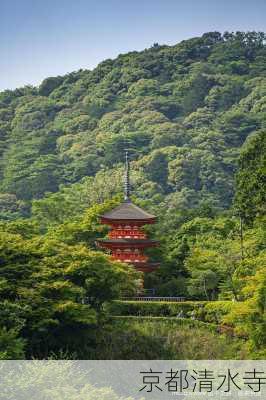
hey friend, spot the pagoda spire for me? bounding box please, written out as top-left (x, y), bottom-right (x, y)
top-left (97, 154), bottom-right (159, 275)
top-left (124, 151), bottom-right (130, 201)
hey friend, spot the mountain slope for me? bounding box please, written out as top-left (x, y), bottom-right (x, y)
top-left (0, 31), bottom-right (265, 220)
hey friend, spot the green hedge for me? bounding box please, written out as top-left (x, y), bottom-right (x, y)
top-left (111, 315), bottom-right (218, 332)
top-left (106, 300), bottom-right (235, 324)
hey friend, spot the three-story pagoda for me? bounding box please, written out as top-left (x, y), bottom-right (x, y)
top-left (97, 153), bottom-right (159, 273)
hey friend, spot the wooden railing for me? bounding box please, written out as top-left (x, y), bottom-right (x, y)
top-left (121, 297), bottom-right (186, 302)
top-left (112, 254), bottom-right (148, 262)
top-left (109, 229), bottom-right (147, 239)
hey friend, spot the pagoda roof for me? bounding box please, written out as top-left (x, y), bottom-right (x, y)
top-left (97, 239), bottom-right (158, 250)
top-left (97, 238), bottom-right (159, 245)
top-left (129, 262), bottom-right (160, 273)
top-left (100, 201), bottom-right (156, 221)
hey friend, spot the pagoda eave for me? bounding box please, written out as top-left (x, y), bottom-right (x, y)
top-left (100, 217), bottom-right (156, 226)
top-left (130, 262), bottom-right (160, 273)
top-left (97, 239), bottom-right (159, 249)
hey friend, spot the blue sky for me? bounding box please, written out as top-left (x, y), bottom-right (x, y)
top-left (1, 0), bottom-right (265, 91)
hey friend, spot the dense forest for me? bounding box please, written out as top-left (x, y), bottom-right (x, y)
top-left (0, 31), bottom-right (265, 359)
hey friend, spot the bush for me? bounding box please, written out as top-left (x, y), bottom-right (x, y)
top-left (0, 328), bottom-right (25, 359)
top-left (96, 317), bottom-right (247, 359)
top-left (204, 301), bottom-right (235, 323)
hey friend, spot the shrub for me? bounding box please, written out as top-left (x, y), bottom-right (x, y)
top-left (96, 317), bottom-right (247, 359)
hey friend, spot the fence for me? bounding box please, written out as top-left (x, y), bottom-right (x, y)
top-left (121, 296), bottom-right (186, 302)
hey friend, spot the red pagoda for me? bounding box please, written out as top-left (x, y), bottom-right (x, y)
top-left (97, 152), bottom-right (159, 273)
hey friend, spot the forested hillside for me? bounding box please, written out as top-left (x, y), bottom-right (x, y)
top-left (0, 31), bottom-right (265, 218)
top-left (0, 31), bottom-right (265, 359)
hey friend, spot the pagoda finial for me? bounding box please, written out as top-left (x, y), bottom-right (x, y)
top-left (124, 151), bottom-right (130, 201)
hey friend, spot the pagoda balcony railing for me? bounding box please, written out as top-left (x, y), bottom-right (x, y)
top-left (112, 254), bottom-right (148, 263)
top-left (109, 230), bottom-right (147, 239)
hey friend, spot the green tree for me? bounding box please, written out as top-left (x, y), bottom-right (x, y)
top-left (234, 130), bottom-right (266, 224)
